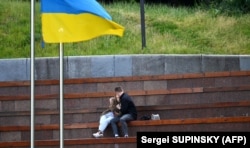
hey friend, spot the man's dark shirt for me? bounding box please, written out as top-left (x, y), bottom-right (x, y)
top-left (119, 92), bottom-right (137, 120)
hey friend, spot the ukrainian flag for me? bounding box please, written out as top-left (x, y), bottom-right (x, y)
top-left (41, 0), bottom-right (125, 43)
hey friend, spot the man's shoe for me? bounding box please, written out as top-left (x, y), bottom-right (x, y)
top-left (93, 131), bottom-right (103, 138)
top-left (115, 134), bottom-right (119, 138)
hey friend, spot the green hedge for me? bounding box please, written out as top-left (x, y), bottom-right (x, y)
top-left (198, 0), bottom-right (250, 15)
top-left (18, 0), bottom-right (250, 14)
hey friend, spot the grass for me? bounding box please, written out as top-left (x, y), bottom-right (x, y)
top-left (0, 0), bottom-right (250, 58)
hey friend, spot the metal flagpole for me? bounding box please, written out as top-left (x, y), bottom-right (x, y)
top-left (59, 42), bottom-right (64, 148)
top-left (30, 0), bottom-right (35, 147)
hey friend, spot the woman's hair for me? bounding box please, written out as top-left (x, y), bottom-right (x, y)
top-left (109, 97), bottom-right (120, 115)
top-left (101, 97), bottom-right (120, 116)
top-left (109, 97), bottom-right (119, 108)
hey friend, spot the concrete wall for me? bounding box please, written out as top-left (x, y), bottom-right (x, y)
top-left (0, 54), bottom-right (250, 81)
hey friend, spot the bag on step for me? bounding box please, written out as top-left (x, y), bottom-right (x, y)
top-left (140, 115), bottom-right (151, 120)
top-left (151, 114), bottom-right (160, 120)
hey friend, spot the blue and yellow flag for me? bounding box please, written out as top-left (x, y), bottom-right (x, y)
top-left (41, 0), bottom-right (124, 43)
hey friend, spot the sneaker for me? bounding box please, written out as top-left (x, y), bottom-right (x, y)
top-left (124, 135), bottom-right (128, 138)
top-left (93, 131), bottom-right (103, 138)
top-left (115, 134), bottom-right (119, 138)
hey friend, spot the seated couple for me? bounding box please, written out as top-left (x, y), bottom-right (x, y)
top-left (93, 86), bottom-right (137, 138)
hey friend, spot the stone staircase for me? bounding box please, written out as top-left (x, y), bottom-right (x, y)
top-left (0, 70), bottom-right (249, 147)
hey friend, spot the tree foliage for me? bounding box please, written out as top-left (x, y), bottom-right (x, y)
top-left (198, 0), bottom-right (250, 15)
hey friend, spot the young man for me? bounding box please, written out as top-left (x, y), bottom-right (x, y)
top-left (110, 86), bottom-right (137, 138)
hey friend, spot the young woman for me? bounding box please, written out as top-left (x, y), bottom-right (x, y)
top-left (93, 96), bottom-right (121, 138)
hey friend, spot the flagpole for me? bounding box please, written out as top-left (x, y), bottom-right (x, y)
top-left (59, 42), bottom-right (64, 148)
top-left (30, 0), bottom-right (35, 147)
